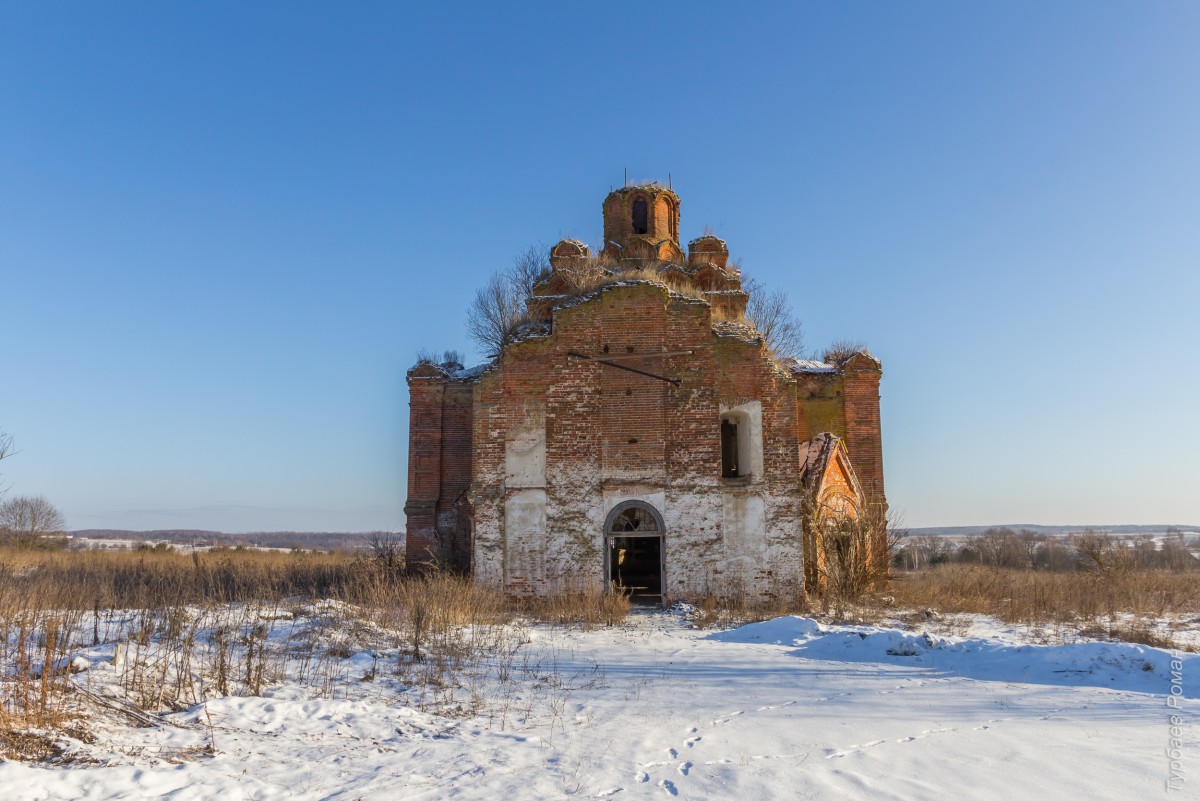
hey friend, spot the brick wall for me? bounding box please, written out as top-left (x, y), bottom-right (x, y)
top-left (840, 354), bottom-right (885, 502)
top-left (404, 370), bottom-right (445, 570)
top-left (460, 283), bottom-right (809, 602)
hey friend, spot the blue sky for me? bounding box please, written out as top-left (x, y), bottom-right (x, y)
top-left (2, 2), bottom-right (1197, 532)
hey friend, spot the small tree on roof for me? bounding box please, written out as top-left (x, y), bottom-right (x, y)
top-left (742, 275), bottom-right (805, 359)
top-left (466, 245), bottom-right (549, 359)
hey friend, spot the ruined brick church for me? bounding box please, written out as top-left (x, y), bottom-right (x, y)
top-left (405, 183), bottom-right (884, 603)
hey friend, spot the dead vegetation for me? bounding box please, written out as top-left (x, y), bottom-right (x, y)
top-left (878, 529), bottom-right (1200, 649)
top-left (0, 546), bottom-right (631, 762)
top-left (686, 583), bottom-right (806, 630)
top-left (807, 501), bottom-right (898, 619)
top-left (685, 526), bottom-right (1200, 652)
top-left (4, 534), bottom-right (1195, 762)
top-left (464, 244), bottom-right (806, 361)
top-left (882, 563), bottom-right (1200, 631)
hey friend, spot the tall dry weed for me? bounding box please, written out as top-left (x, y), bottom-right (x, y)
top-left (0, 547), bottom-right (633, 759)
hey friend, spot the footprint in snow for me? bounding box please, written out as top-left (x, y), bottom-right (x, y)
top-left (826, 739), bottom-right (884, 758)
top-left (635, 772), bottom-right (649, 783)
top-left (685, 736), bottom-right (701, 747)
top-left (678, 761), bottom-right (692, 776)
top-left (710, 711), bottom-right (744, 725)
top-left (666, 747), bottom-right (678, 759)
top-left (659, 779), bottom-right (679, 796)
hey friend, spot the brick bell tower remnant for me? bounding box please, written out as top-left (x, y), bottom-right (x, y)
top-left (405, 183), bottom-right (885, 604)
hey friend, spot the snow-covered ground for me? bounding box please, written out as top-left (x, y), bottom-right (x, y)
top-left (2, 609), bottom-right (1196, 800)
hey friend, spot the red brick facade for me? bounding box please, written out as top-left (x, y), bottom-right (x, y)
top-left (405, 185), bottom-right (885, 601)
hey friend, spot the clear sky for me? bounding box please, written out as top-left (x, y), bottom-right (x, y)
top-left (2, 2), bottom-right (1197, 533)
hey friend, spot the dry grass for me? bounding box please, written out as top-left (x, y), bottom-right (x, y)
top-left (522, 583), bottom-right (632, 629)
top-left (884, 565), bottom-right (1200, 624)
top-left (685, 571), bottom-right (808, 629)
top-left (0, 547), bottom-right (632, 760)
top-left (554, 261), bottom-right (752, 324)
top-left (689, 592), bottom-right (806, 629)
top-left (9, 546), bottom-right (1194, 762)
top-left (872, 564), bottom-right (1200, 650)
top-left (0, 547), bottom-right (365, 610)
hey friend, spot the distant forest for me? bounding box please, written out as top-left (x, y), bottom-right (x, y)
top-left (70, 529), bottom-right (374, 551)
top-left (904, 524), bottom-right (1200, 538)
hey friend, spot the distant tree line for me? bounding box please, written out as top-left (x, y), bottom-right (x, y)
top-left (895, 527), bottom-right (1199, 573)
top-left (69, 529), bottom-right (379, 553)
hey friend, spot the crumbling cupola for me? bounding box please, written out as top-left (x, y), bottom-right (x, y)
top-left (600, 184), bottom-right (684, 265)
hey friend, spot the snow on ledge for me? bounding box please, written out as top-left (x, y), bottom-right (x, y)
top-left (781, 357), bottom-right (838, 374)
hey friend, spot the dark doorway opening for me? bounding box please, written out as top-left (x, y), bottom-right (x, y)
top-left (606, 502), bottom-right (665, 605)
top-left (609, 534), bottom-right (662, 604)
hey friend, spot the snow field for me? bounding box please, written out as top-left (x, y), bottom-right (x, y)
top-left (1, 609), bottom-right (1196, 800)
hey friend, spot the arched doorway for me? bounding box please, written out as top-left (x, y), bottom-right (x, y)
top-left (605, 501), bottom-right (665, 604)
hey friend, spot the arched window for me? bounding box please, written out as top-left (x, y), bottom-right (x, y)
top-left (610, 505), bottom-right (659, 533)
top-left (632, 198), bottom-right (648, 234)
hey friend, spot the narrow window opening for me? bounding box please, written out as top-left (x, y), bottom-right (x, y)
top-left (721, 419), bottom-right (740, 478)
top-left (632, 198), bottom-right (648, 234)
top-left (720, 408), bottom-right (756, 480)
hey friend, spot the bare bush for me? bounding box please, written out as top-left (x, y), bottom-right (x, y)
top-left (415, 349), bottom-right (464, 370)
top-left (977, 527), bottom-right (1028, 569)
top-left (809, 501), bottom-right (902, 619)
top-left (1071, 529), bottom-right (1132, 575)
top-left (466, 245), bottom-right (550, 358)
top-left (1018, 529), bottom-right (1044, 568)
top-left (895, 534), bottom-right (952, 571)
top-left (0, 430), bottom-right (13, 502)
top-left (742, 275), bottom-right (805, 358)
top-left (0, 495), bottom-right (66, 549)
top-left (822, 338), bottom-right (867, 364)
top-left (364, 531), bottom-right (405, 577)
top-left (508, 243), bottom-right (550, 297)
